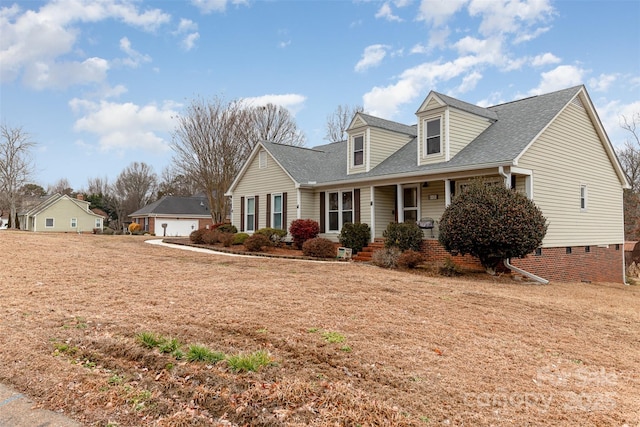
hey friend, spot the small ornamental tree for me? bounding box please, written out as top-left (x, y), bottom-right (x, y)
top-left (289, 219), bottom-right (320, 249)
top-left (438, 179), bottom-right (547, 274)
top-left (338, 222), bottom-right (371, 254)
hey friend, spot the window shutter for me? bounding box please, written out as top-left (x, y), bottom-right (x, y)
top-left (254, 195), bottom-right (259, 231)
top-left (354, 188), bottom-right (361, 223)
top-left (282, 192), bottom-right (288, 230)
top-left (266, 193), bottom-right (271, 228)
top-left (319, 191), bottom-right (326, 233)
top-left (240, 197), bottom-right (245, 232)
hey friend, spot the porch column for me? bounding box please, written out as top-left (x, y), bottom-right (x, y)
top-left (369, 186), bottom-right (375, 242)
top-left (445, 179), bottom-right (452, 207)
top-left (396, 183), bottom-right (403, 222)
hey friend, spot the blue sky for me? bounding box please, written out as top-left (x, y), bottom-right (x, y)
top-left (1, 0), bottom-right (639, 191)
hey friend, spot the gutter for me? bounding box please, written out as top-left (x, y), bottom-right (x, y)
top-left (503, 259), bottom-right (549, 284)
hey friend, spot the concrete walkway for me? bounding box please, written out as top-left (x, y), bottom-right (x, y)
top-left (0, 383), bottom-right (81, 427)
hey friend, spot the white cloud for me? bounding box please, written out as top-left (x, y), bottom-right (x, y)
top-left (589, 73), bottom-right (618, 92)
top-left (528, 65), bottom-right (585, 95)
top-left (191, 0), bottom-right (248, 14)
top-left (531, 52), bottom-right (561, 67)
top-left (467, 0), bottom-right (554, 37)
top-left (241, 94), bottom-right (307, 115)
top-left (514, 26), bottom-right (550, 43)
top-left (454, 71), bottom-right (483, 94)
top-left (355, 44), bottom-right (390, 72)
top-left (597, 100), bottom-right (640, 148)
top-left (177, 18), bottom-right (198, 33)
top-left (182, 32), bottom-right (200, 51)
top-left (0, 0), bottom-right (170, 88)
top-left (376, 3), bottom-right (403, 22)
top-left (117, 37), bottom-right (151, 68)
top-left (173, 19), bottom-right (200, 51)
top-left (70, 98), bottom-right (178, 152)
top-left (410, 43), bottom-right (428, 55)
top-left (417, 0), bottom-right (468, 27)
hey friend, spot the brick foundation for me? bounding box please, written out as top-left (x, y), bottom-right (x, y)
top-left (421, 240), bottom-right (624, 284)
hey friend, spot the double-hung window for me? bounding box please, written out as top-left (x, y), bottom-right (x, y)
top-left (425, 117), bottom-right (441, 155)
top-left (403, 186), bottom-right (418, 223)
top-left (70, 218), bottom-right (77, 228)
top-left (352, 135), bottom-right (364, 167)
top-left (246, 197), bottom-right (256, 232)
top-left (328, 190), bottom-right (353, 232)
top-left (272, 194), bottom-right (283, 230)
top-left (45, 218), bottom-right (54, 228)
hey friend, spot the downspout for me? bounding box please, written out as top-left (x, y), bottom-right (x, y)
top-left (498, 166), bottom-right (549, 284)
top-left (503, 259), bottom-right (549, 284)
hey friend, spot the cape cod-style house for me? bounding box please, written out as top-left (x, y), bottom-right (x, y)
top-left (225, 85), bottom-right (629, 283)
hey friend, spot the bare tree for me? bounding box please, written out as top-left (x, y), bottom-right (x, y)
top-left (47, 178), bottom-right (73, 196)
top-left (249, 103), bottom-right (306, 146)
top-left (171, 96), bottom-right (254, 223)
top-left (0, 124), bottom-right (37, 228)
top-left (157, 165), bottom-right (200, 198)
top-left (616, 112), bottom-right (640, 239)
top-left (325, 104), bottom-right (364, 143)
top-left (110, 162), bottom-right (158, 231)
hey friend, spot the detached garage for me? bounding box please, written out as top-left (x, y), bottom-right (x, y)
top-left (129, 196), bottom-right (213, 237)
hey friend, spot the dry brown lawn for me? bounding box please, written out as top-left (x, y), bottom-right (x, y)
top-left (0, 231), bottom-right (638, 426)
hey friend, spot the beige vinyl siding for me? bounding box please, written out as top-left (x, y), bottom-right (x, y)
top-left (368, 128), bottom-right (413, 170)
top-left (423, 98), bottom-right (442, 110)
top-left (299, 189), bottom-right (315, 220)
top-left (358, 187), bottom-right (372, 226)
top-left (518, 102), bottom-right (624, 247)
top-left (34, 200), bottom-right (99, 232)
top-left (420, 181), bottom-right (446, 238)
top-left (448, 109), bottom-right (492, 159)
top-left (232, 150), bottom-right (297, 232)
top-left (374, 186), bottom-right (396, 238)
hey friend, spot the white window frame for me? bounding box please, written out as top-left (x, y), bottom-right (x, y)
top-left (70, 218), bottom-right (77, 228)
top-left (45, 218), bottom-right (54, 228)
top-left (95, 218), bottom-right (102, 228)
top-left (402, 185), bottom-right (420, 223)
top-left (423, 116), bottom-right (442, 156)
top-left (352, 135), bottom-right (364, 167)
top-left (272, 193), bottom-right (283, 230)
top-left (259, 150), bottom-right (267, 169)
top-left (580, 184), bottom-right (588, 212)
top-left (246, 196), bottom-right (256, 232)
top-left (327, 190), bottom-right (354, 232)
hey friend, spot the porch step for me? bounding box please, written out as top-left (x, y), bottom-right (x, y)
top-left (352, 239), bottom-right (385, 262)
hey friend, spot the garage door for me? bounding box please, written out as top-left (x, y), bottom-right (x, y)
top-left (157, 219), bottom-right (199, 237)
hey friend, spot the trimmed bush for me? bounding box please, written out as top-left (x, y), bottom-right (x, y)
top-left (202, 230), bottom-right (220, 245)
top-left (302, 237), bottom-right (336, 258)
top-left (371, 247), bottom-right (401, 269)
top-left (244, 233), bottom-right (271, 252)
top-left (233, 233), bottom-right (250, 245)
top-left (190, 228), bottom-right (207, 244)
top-left (438, 179), bottom-right (547, 272)
top-left (128, 222), bottom-right (141, 233)
top-left (255, 227), bottom-right (288, 245)
top-left (383, 222), bottom-right (424, 252)
top-left (338, 223), bottom-right (371, 254)
top-left (397, 250), bottom-right (425, 269)
top-left (216, 223), bottom-right (238, 234)
top-left (102, 227), bottom-right (115, 235)
top-left (289, 219), bottom-right (320, 249)
top-left (218, 232), bottom-right (234, 247)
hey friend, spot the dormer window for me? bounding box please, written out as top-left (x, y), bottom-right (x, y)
top-left (425, 117), bottom-right (441, 155)
top-left (352, 135), bottom-right (364, 167)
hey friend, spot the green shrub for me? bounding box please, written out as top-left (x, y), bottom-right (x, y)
top-left (186, 345), bottom-right (226, 363)
top-left (216, 223), bottom-right (238, 234)
top-left (397, 250), bottom-right (425, 269)
top-left (218, 232), bottom-right (234, 247)
top-left (439, 257), bottom-right (463, 277)
top-left (438, 179), bottom-right (547, 272)
top-left (255, 227), bottom-right (288, 245)
top-left (244, 233), bottom-right (271, 252)
top-left (302, 237), bottom-right (336, 258)
top-left (371, 247), bottom-right (401, 269)
top-left (226, 350), bottom-right (272, 373)
top-left (338, 223), bottom-right (371, 254)
top-left (190, 228), bottom-right (207, 244)
top-left (233, 233), bottom-right (250, 245)
top-left (383, 222), bottom-right (424, 252)
top-left (289, 219), bottom-right (320, 249)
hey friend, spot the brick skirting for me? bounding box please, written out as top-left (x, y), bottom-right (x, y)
top-left (421, 240), bottom-right (625, 284)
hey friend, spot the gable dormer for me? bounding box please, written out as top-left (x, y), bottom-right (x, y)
top-left (416, 91), bottom-right (497, 166)
top-left (346, 113), bottom-right (416, 175)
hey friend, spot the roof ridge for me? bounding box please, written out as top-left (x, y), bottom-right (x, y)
top-left (488, 85), bottom-right (582, 109)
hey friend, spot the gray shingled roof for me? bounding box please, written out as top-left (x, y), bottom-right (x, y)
top-left (129, 196), bottom-right (211, 217)
top-left (257, 85), bottom-right (583, 185)
top-left (356, 113), bottom-right (418, 136)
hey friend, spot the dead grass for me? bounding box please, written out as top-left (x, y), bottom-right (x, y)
top-left (0, 231), bottom-right (638, 426)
